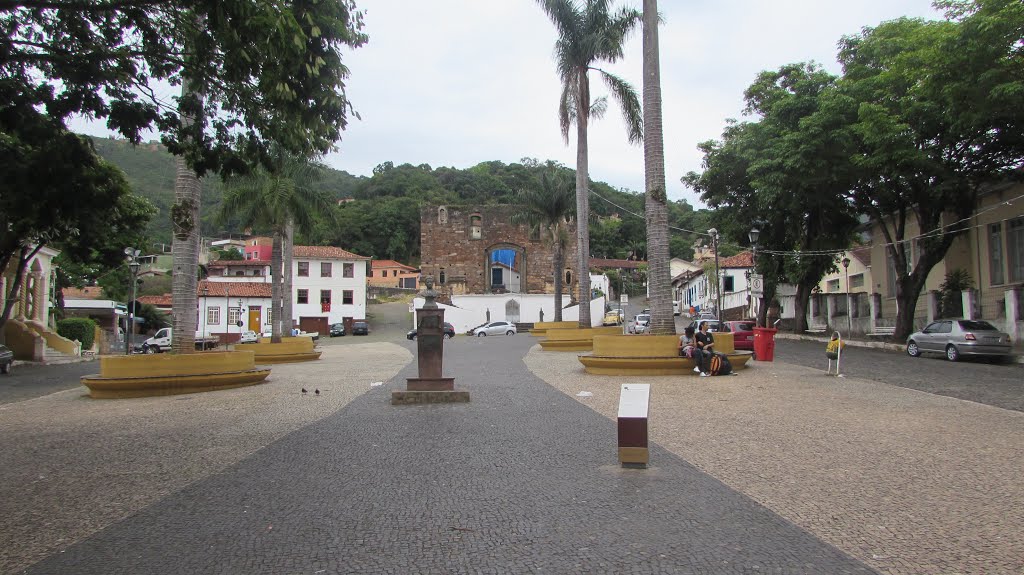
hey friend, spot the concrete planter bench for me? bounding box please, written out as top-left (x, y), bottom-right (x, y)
top-left (236, 336), bottom-right (321, 364)
top-left (81, 350), bottom-right (271, 399)
top-left (537, 326), bottom-right (625, 351)
top-left (530, 321), bottom-right (579, 337)
top-left (578, 333), bottom-right (752, 375)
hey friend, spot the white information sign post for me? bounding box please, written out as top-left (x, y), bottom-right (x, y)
top-left (617, 384), bottom-right (650, 468)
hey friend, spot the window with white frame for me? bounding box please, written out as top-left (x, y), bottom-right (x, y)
top-left (989, 223), bottom-right (1004, 285)
top-left (297, 261), bottom-right (309, 277)
top-left (343, 290), bottom-right (353, 305)
top-left (827, 279), bottom-right (840, 292)
top-left (207, 306), bottom-right (220, 326)
top-left (344, 263), bottom-right (354, 278)
top-left (321, 262), bottom-right (332, 277)
top-left (228, 307), bottom-right (241, 326)
top-left (297, 289), bottom-right (308, 304)
top-left (265, 309), bottom-right (272, 325)
top-left (850, 273), bottom-right (864, 289)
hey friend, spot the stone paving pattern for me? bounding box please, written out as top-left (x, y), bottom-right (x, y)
top-left (2, 332), bottom-right (1021, 574)
top-left (525, 346), bottom-right (1024, 575)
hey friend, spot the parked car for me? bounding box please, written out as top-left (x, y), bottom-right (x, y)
top-left (407, 322), bottom-right (455, 340)
top-left (721, 320), bottom-right (757, 352)
top-left (602, 311), bottom-right (623, 326)
top-left (0, 344), bottom-right (13, 374)
top-left (352, 321), bottom-right (370, 336)
top-left (471, 321), bottom-right (517, 337)
top-left (906, 319), bottom-right (1013, 361)
top-left (685, 318), bottom-right (723, 333)
top-left (329, 323), bottom-right (346, 337)
top-left (238, 330), bottom-right (259, 344)
top-left (630, 314), bottom-right (651, 334)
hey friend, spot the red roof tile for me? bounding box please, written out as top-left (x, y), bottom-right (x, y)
top-left (720, 251), bottom-right (754, 268)
top-left (371, 259), bottom-right (417, 271)
top-left (294, 245), bottom-right (369, 260)
top-left (62, 286), bottom-right (106, 300)
top-left (197, 281), bottom-right (272, 298)
top-left (207, 260), bottom-right (269, 268)
top-left (137, 294), bottom-right (172, 307)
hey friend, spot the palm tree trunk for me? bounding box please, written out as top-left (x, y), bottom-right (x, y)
top-left (282, 218), bottom-right (294, 335)
top-left (270, 231), bottom-right (283, 343)
top-left (642, 0), bottom-right (672, 336)
top-left (552, 225), bottom-right (564, 322)
top-left (575, 69), bottom-right (591, 328)
top-left (170, 79), bottom-right (202, 355)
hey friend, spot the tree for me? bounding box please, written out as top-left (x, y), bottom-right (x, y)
top-left (513, 170), bottom-right (576, 321)
top-left (640, 0), bottom-right (673, 334)
top-left (536, 0), bottom-right (644, 328)
top-left (0, 103), bottom-right (148, 340)
top-left (218, 151), bottom-right (334, 343)
top-left (838, 3), bottom-right (1024, 339)
top-left (4, 1), bottom-right (366, 353)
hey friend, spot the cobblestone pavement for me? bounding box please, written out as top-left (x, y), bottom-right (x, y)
top-left (0, 360), bottom-right (98, 405)
top-left (11, 335), bottom-right (874, 574)
top-left (0, 343), bottom-right (412, 574)
top-left (525, 349), bottom-right (1024, 575)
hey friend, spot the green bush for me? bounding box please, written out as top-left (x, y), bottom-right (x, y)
top-left (57, 318), bottom-right (97, 349)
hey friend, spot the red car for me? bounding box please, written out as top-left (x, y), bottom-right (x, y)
top-left (720, 320), bottom-right (756, 354)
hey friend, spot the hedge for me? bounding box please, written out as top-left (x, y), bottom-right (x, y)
top-left (57, 318), bottom-right (97, 350)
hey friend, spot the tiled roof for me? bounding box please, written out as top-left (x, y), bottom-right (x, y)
top-left (371, 259), bottom-right (417, 271)
top-left (197, 281), bottom-right (273, 298)
top-left (589, 258), bottom-right (647, 270)
top-left (294, 245), bottom-right (370, 260)
top-left (137, 294), bottom-right (172, 307)
top-left (62, 286), bottom-right (106, 300)
top-left (720, 251), bottom-right (754, 268)
top-left (207, 260), bottom-right (269, 267)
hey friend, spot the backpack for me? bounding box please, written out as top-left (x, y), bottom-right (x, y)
top-left (708, 353), bottom-right (732, 376)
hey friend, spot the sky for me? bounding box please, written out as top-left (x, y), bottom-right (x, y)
top-left (72, 0), bottom-right (944, 208)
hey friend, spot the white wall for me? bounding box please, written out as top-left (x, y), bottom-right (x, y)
top-left (411, 293), bottom-right (600, 332)
top-left (292, 258), bottom-right (367, 323)
top-left (201, 295), bottom-right (274, 336)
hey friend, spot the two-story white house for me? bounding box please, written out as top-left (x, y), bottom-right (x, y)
top-left (291, 246), bottom-right (370, 334)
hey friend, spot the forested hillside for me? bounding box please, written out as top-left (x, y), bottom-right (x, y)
top-left (91, 138), bottom-right (714, 265)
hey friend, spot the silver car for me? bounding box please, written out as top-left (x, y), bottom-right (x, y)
top-left (472, 321), bottom-right (517, 337)
top-left (906, 319), bottom-right (1012, 361)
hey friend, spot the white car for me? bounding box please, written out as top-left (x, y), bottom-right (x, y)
top-left (631, 314), bottom-right (651, 334)
top-left (239, 330), bottom-right (258, 344)
top-left (471, 321), bottom-right (517, 337)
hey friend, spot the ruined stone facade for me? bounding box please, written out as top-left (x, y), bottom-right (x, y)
top-left (419, 205), bottom-right (579, 298)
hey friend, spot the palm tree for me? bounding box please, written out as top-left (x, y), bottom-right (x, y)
top-left (218, 150), bottom-right (334, 343)
top-left (170, 82), bottom-right (202, 354)
top-left (513, 170), bottom-right (576, 321)
top-left (536, 0), bottom-right (643, 328)
top-left (641, 0), bottom-right (673, 335)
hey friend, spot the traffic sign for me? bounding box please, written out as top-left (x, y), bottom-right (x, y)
top-left (750, 274), bottom-right (764, 297)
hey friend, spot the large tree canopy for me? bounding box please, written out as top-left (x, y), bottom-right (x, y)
top-left (1, 0), bottom-right (368, 175)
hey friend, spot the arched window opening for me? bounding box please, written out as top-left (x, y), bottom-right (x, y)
top-left (438, 206), bottom-right (448, 224)
top-left (470, 214), bottom-right (482, 240)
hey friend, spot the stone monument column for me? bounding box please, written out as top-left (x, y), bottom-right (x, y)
top-left (392, 276), bottom-right (469, 405)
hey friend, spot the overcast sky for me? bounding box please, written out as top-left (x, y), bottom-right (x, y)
top-left (73, 1), bottom-right (944, 207)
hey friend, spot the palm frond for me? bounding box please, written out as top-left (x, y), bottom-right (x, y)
top-left (598, 69), bottom-right (644, 144)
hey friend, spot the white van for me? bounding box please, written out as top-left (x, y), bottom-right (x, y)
top-left (673, 301), bottom-right (681, 316)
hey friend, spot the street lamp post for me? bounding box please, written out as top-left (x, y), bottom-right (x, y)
top-left (748, 227), bottom-right (760, 326)
top-left (237, 298), bottom-right (243, 337)
top-left (124, 248), bottom-right (141, 355)
top-left (842, 256), bottom-right (851, 334)
top-left (707, 228), bottom-right (721, 319)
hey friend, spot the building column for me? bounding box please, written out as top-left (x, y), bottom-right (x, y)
top-left (1005, 288), bottom-right (1020, 343)
top-left (961, 289), bottom-right (977, 320)
top-left (926, 290), bottom-right (939, 323)
top-left (34, 271), bottom-right (46, 322)
top-left (825, 294), bottom-right (835, 329)
top-left (869, 293), bottom-right (880, 327)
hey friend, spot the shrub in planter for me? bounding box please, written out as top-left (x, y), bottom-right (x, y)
top-left (57, 318), bottom-right (97, 349)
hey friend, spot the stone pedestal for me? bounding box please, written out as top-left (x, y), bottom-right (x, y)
top-left (392, 284), bottom-right (469, 405)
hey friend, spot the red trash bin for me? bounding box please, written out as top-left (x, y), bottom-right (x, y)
top-left (753, 327), bottom-right (778, 361)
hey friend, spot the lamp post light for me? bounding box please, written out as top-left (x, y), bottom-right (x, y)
top-left (842, 256), bottom-right (852, 334)
top-left (707, 228), bottom-right (721, 319)
top-left (237, 298), bottom-right (243, 337)
top-left (748, 227), bottom-right (760, 326)
top-left (124, 248), bottom-right (141, 355)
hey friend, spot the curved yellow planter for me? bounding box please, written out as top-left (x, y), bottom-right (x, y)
top-left (538, 326), bottom-right (624, 351)
top-left (579, 334), bottom-right (749, 375)
top-left (530, 321), bottom-right (579, 337)
top-left (236, 337), bottom-right (321, 364)
top-left (81, 351), bottom-right (271, 399)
